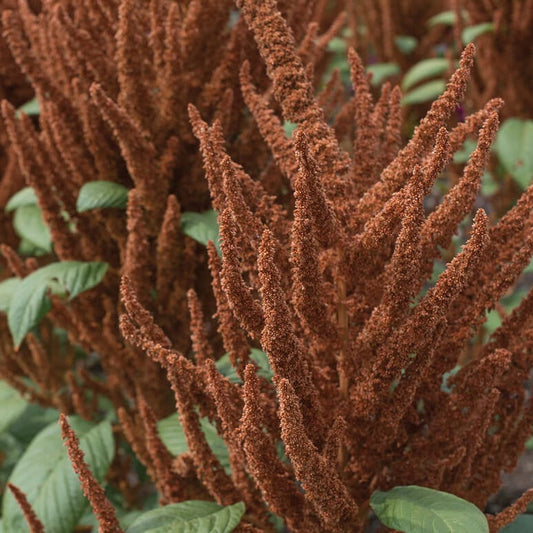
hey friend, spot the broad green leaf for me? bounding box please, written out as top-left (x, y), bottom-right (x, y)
top-left (462, 23), bottom-right (494, 44)
top-left (0, 433), bottom-right (25, 488)
top-left (5, 187), bottom-right (37, 212)
top-left (17, 238), bottom-right (48, 257)
top-left (76, 181), bottom-right (129, 212)
top-left (402, 80), bottom-right (446, 106)
top-left (8, 403), bottom-right (59, 445)
top-left (216, 348), bottom-right (273, 384)
top-left (0, 381), bottom-right (28, 433)
top-left (16, 98), bottom-right (40, 117)
top-left (427, 10), bottom-right (456, 27)
top-left (33, 261), bottom-right (109, 299)
top-left (0, 278), bottom-right (21, 313)
top-left (157, 414), bottom-right (230, 472)
top-left (366, 63), bottom-right (400, 87)
top-left (326, 37), bottom-right (346, 54)
top-left (13, 205), bottom-right (52, 253)
top-left (2, 417), bottom-right (114, 533)
top-left (402, 58), bottom-right (451, 91)
top-left (480, 171), bottom-right (498, 196)
top-left (180, 210), bottom-right (220, 253)
top-left (526, 436), bottom-right (533, 450)
top-left (501, 289), bottom-right (528, 315)
top-left (427, 9), bottom-right (469, 27)
top-left (8, 282), bottom-right (50, 348)
top-left (395, 35), bottom-right (417, 54)
top-left (125, 501), bottom-right (245, 533)
top-left (501, 514), bottom-right (533, 532)
top-left (8, 261), bottom-right (108, 347)
top-left (370, 485), bottom-right (489, 533)
top-left (484, 309), bottom-right (502, 336)
top-left (0, 401), bottom-right (59, 492)
top-left (493, 119), bottom-right (533, 189)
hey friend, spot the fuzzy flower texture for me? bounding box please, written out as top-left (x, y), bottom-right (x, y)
top-left (0, 1), bottom-right (532, 532)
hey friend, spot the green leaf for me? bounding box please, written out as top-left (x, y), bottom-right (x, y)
top-left (427, 9), bottom-right (469, 27)
top-left (326, 37), bottom-right (346, 54)
top-left (484, 309), bottom-right (502, 336)
top-left (402, 58), bottom-right (451, 91)
top-left (402, 80), bottom-right (446, 106)
top-left (395, 35), bottom-right (417, 54)
top-left (501, 514), bottom-right (533, 532)
top-left (283, 121), bottom-right (297, 138)
top-left (2, 417), bottom-right (114, 533)
top-left (8, 403), bottom-right (60, 445)
top-left (8, 261), bottom-right (108, 347)
top-left (180, 210), bottom-right (220, 253)
top-left (157, 415), bottom-right (230, 472)
top-left (16, 98), bottom-right (40, 117)
top-left (12, 205), bottom-right (52, 253)
top-left (366, 63), bottom-right (400, 87)
top-left (0, 432), bottom-right (25, 488)
top-left (76, 181), bottom-right (129, 212)
top-left (8, 282), bottom-right (51, 348)
top-left (17, 238), bottom-right (48, 257)
top-left (493, 118), bottom-right (533, 189)
top-left (441, 365), bottom-right (461, 394)
top-left (35, 261), bottom-right (109, 300)
top-left (0, 381), bottom-right (28, 433)
top-left (216, 348), bottom-right (273, 384)
top-left (427, 10), bottom-right (457, 27)
top-left (453, 139), bottom-right (477, 164)
top-left (370, 485), bottom-right (489, 533)
top-left (0, 278), bottom-right (21, 313)
top-left (462, 22), bottom-right (495, 44)
top-left (125, 501), bottom-right (245, 533)
top-left (5, 187), bottom-right (38, 212)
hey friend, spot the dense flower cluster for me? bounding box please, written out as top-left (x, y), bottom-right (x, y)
top-left (0, 1), bottom-right (532, 531)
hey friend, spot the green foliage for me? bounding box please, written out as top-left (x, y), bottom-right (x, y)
top-left (440, 365), bottom-right (461, 394)
top-left (5, 187), bottom-right (38, 212)
top-left (427, 9), bottom-right (469, 27)
top-left (370, 486), bottom-right (489, 533)
top-left (462, 23), bottom-right (495, 44)
top-left (180, 210), bottom-right (220, 253)
top-left (402, 58), bottom-right (451, 92)
top-left (2, 417), bottom-right (114, 533)
top-left (0, 279), bottom-right (21, 314)
top-left (402, 80), bottom-right (446, 106)
top-left (493, 118), bottom-right (533, 190)
top-left (157, 414), bottom-right (230, 473)
top-left (75, 184), bottom-right (221, 252)
top-left (395, 35), bottom-right (418, 54)
top-left (15, 98), bottom-right (40, 117)
top-left (76, 181), bottom-right (129, 212)
top-left (0, 382), bottom-right (28, 434)
top-left (0, 383), bottom-right (59, 506)
top-left (3, 261), bottom-right (108, 347)
top-left (215, 348), bottom-right (272, 384)
top-left (427, 10), bottom-right (457, 27)
top-left (283, 121), bottom-right (297, 138)
top-left (125, 501), bottom-right (245, 533)
top-left (5, 187), bottom-right (52, 255)
top-left (13, 206), bottom-right (52, 254)
top-left (501, 514), bottom-right (533, 532)
top-left (366, 63), bottom-right (400, 87)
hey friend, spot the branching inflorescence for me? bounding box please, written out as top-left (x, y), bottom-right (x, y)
top-left (0, 0), bottom-right (532, 531)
